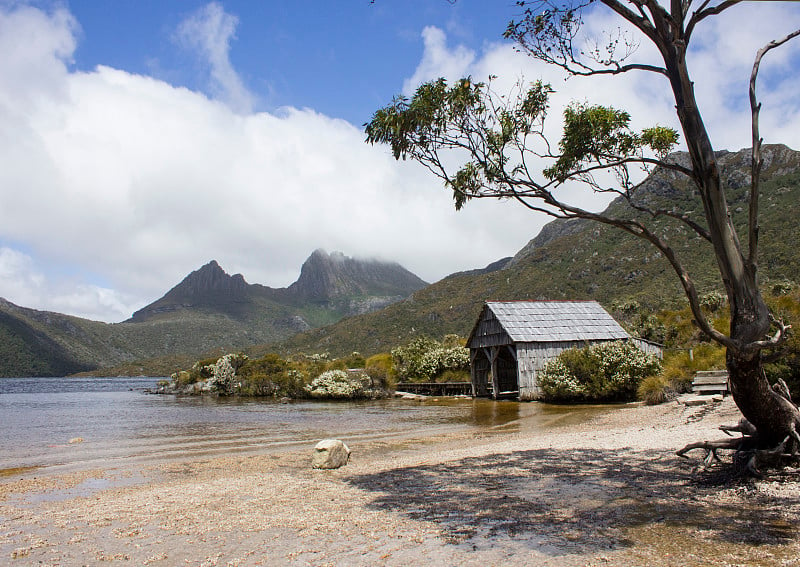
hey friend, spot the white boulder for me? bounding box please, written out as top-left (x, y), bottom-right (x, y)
top-left (311, 439), bottom-right (351, 469)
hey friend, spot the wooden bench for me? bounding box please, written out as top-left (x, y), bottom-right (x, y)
top-left (691, 370), bottom-right (729, 395)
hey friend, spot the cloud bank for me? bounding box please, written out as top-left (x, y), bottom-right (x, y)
top-left (0, 2), bottom-right (798, 322)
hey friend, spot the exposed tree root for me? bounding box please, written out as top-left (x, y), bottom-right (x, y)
top-left (719, 418), bottom-right (757, 437)
top-left (677, 436), bottom-right (744, 471)
top-left (677, 417), bottom-right (800, 477)
top-left (678, 378), bottom-right (800, 477)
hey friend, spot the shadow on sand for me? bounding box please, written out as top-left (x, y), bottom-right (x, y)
top-left (347, 446), bottom-right (800, 556)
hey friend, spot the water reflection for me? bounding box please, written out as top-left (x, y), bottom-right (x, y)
top-left (466, 399), bottom-right (521, 428)
top-left (0, 377), bottom-right (623, 474)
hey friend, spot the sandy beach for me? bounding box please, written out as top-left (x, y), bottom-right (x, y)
top-left (2, 397), bottom-right (799, 566)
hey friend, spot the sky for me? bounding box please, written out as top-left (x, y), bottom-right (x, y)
top-left (0, 1), bottom-right (798, 323)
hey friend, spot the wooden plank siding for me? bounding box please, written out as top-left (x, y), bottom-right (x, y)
top-left (468, 306), bottom-right (513, 348)
top-left (467, 301), bottom-right (659, 401)
top-left (517, 341), bottom-right (591, 400)
top-left (631, 338), bottom-right (664, 359)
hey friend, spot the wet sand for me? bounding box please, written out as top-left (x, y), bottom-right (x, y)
top-left (1, 397), bottom-right (799, 566)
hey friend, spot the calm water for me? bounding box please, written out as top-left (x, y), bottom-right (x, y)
top-left (0, 377), bottom-right (602, 475)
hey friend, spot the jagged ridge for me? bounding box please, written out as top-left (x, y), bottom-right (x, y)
top-left (0, 250), bottom-right (429, 376)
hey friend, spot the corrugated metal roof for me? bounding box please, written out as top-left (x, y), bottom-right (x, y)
top-left (484, 300), bottom-right (629, 343)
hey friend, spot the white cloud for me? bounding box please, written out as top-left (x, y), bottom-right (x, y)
top-left (400, 3), bottom-right (800, 204)
top-left (0, 248), bottom-right (136, 322)
top-left (0, 3), bottom-right (542, 322)
top-left (174, 2), bottom-right (255, 114)
top-left (0, 3), bottom-right (797, 324)
top-left (402, 26), bottom-right (476, 95)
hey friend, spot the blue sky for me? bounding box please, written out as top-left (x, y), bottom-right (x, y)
top-left (68, 1), bottom-right (512, 125)
top-left (0, 1), bottom-right (799, 322)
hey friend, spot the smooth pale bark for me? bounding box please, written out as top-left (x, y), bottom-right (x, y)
top-left (613, 0), bottom-right (799, 445)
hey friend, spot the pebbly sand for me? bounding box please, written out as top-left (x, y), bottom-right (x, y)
top-left (1, 397), bottom-right (799, 566)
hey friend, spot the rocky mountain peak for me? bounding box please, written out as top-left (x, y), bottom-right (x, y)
top-left (128, 260), bottom-right (249, 321)
top-left (178, 260), bottom-right (248, 296)
top-left (127, 251), bottom-right (428, 323)
top-left (288, 249), bottom-right (427, 302)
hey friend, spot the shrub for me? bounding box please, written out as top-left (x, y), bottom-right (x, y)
top-left (240, 369), bottom-right (307, 398)
top-left (391, 336), bottom-right (469, 382)
top-left (659, 344), bottom-right (726, 394)
top-left (288, 352), bottom-right (329, 380)
top-left (306, 370), bottom-right (360, 399)
top-left (771, 280), bottom-right (794, 297)
top-left (239, 353), bottom-right (289, 378)
top-left (207, 353), bottom-right (246, 395)
top-left (765, 290), bottom-right (800, 399)
top-left (304, 369), bottom-right (389, 400)
top-left (365, 352), bottom-right (396, 391)
top-left (538, 359), bottom-right (586, 402)
top-left (700, 290), bottom-right (726, 313)
top-left (172, 370), bottom-right (195, 388)
top-left (437, 368), bottom-right (470, 382)
top-left (340, 351), bottom-right (367, 369)
top-left (638, 374), bottom-right (671, 405)
top-left (325, 358), bottom-right (348, 371)
top-left (171, 353), bottom-right (247, 394)
top-left (238, 354), bottom-right (308, 398)
top-left (538, 340), bottom-right (661, 403)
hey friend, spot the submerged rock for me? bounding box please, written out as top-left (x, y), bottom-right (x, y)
top-left (311, 439), bottom-right (351, 469)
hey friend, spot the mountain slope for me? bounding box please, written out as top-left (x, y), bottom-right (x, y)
top-left (0, 303), bottom-right (94, 376)
top-left (0, 250), bottom-right (427, 376)
top-left (287, 249), bottom-right (428, 303)
top-left (277, 145), bottom-right (800, 357)
top-left (4, 146), bottom-right (799, 375)
top-left (129, 260), bottom-right (254, 321)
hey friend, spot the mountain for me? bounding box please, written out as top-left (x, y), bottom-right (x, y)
top-left (129, 260), bottom-right (254, 322)
top-left (286, 249), bottom-right (428, 304)
top-left (4, 145), bottom-right (800, 375)
top-left (129, 250), bottom-right (427, 325)
top-left (0, 250), bottom-right (427, 377)
top-left (0, 301), bottom-right (95, 376)
top-left (276, 145), bottom-right (800, 357)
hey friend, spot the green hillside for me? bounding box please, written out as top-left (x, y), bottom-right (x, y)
top-left (0, 251), bottom-right (427, 377)
top-left (3, 146), bottom-right (798, 376)
top-left (275, 145), bottom-right (800, 357)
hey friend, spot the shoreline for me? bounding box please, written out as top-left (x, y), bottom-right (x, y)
top-left (1, 398), bottom-right (799, 565)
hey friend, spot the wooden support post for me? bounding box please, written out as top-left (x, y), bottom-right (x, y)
top-left (469, 350), bottom-right (477, 397)
top-left (490, 346), bottom-right (499, 400)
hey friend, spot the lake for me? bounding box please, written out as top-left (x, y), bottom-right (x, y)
top-left (0, 376), bottom-right (603, 476)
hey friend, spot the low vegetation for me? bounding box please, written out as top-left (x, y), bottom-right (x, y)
top-left (162, 286), bottom-right (800, 405)
top-left (164, 334), bottom-right (469, 400)
top-left (391, 334), bottom-right (470, 383)
top-left (538, 340), bottom-right (662, 403)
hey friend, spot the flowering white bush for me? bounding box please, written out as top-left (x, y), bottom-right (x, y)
top-left (538, 340), bottom-right (661, 403)
top-left (207, 353), bottom-right (246, 395)
top-left (392, 337), bottom-right (470, 381)
top-left (538, 359), bottom-right (587, 401)
top-left (304, 369), bottom-right (390, 400)
top-left (305, 370), bottom-right (366, 399)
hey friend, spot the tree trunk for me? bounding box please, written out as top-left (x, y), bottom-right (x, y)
top-left (652, 16), bottom-right (800, 449)
top-left (727, 349), bottom-right (800, 447)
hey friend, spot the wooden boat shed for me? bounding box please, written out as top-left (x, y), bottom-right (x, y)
top-left (467, 300), bottom-right (633, 400)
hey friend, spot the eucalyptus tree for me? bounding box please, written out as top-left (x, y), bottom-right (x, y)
top-left (366, 0), bottom-right (800, 471)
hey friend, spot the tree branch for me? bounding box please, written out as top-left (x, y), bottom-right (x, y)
top-left (627, 201), bottom-right (712, 242)
top-left (685, 0), bottom-right (743, 42)
top-left (748, 28), bottom-right (800, 266)
top-left (506, 182), bottom-right (734, 347)
top-left (508, 1), bottom-right (669, 77)
top-left (746, 314), bottom-right (792, 354)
